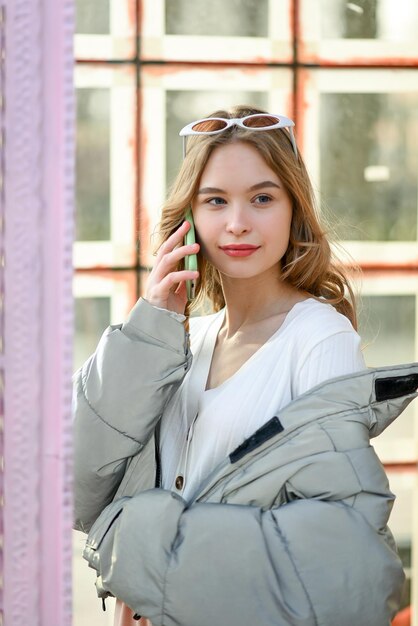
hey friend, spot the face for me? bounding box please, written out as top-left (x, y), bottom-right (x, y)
top-left (192, 141), bottom-right (293, 282)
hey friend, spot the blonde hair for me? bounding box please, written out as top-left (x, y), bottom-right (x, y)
top-left (156, 105), bottom-right (359, 328)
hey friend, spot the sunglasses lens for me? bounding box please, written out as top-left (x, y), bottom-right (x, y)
top-left (243, 115), bottom-right (279, 129)
top-left (191, 119), bottom-right (229, 133)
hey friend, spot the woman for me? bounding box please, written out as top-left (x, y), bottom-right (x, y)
top-left (74, 106), bottom-right (417, 625)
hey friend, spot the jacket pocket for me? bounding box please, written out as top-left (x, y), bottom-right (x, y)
top-left (83, 497), bottom-right (130, 570)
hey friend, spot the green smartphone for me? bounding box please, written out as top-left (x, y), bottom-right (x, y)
top-left (184, 209), bottom-right (198, 301)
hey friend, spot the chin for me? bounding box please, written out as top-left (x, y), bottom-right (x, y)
top-left (217, 266), bottom-right (263, 280)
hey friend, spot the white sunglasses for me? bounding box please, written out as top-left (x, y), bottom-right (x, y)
top-left (179, 113), bottom-right (297, 158)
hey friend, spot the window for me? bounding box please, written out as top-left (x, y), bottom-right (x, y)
top-left (74, 2), bottom-right (418, 623)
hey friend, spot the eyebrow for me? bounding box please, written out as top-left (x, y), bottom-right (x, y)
top-left (196, 180), bottom-right (281, 195)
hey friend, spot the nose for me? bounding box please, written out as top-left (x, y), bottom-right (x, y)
top-left (225, 204), bottom-right (251, 236)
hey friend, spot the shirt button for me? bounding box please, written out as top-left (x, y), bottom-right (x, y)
top-left (175, 475), bottom-right (184, 490)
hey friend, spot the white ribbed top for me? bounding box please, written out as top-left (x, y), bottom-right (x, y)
top-left (159, 298), bottom-right (366, 501)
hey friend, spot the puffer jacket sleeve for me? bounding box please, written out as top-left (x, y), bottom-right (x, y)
top-left (73, 298), bottom-right (191, 533)
top-left (83, 489), bottom-right (403, 626)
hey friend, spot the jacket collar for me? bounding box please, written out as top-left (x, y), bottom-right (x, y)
top-left (188, 362), bottom-right (418, 504)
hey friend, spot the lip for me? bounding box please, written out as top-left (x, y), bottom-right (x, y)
top-left (219, 244), bottom-right (260, 257)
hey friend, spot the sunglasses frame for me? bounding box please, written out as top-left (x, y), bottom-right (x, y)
top-left (179, 113), bottom-right (297, 158)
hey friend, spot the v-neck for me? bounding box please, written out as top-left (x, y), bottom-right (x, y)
top-left (204, 299), bottom-right (313, 393)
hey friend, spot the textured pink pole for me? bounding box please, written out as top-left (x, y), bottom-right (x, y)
top-left (2, 0), bottom-right (74, 624)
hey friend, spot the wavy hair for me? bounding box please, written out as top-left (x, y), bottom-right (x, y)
top-left (156, 105), bottom-right (359, 328)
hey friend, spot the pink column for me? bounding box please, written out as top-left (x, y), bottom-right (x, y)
top-left (2, 0), bottom-right (74, 624)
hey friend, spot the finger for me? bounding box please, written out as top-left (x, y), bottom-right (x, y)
top-left (174, 281), bottom-right (184, 296)
top-left (166, 242), bottom-right (200, 263)
top-left (174, 280), bottom-right (190, 304)
top-left (155, 221), bottom-right (191, 261)
top-left (153, 243), bottom-right (200, 281)
top-left (158, 270), bottom-right (199, 295)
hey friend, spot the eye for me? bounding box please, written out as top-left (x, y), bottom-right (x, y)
top-left (254, 194), bottom-right (272, 205)
top-left (207, 197), bottom-right (227, 206)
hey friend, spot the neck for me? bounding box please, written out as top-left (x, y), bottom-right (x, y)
top-left (218, 268), bottom-right (305, 337)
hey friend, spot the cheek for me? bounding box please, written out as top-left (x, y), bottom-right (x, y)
top-left (193, 216), bottom-right (212, 258)
top-left (265, 212), bottom-right (292, 240)
top-left (194, 212), bottom-right (218, 244)
top-left (281, 203), bottom-right (293, 232)
top-left (284, 213), bottom-right (293, 236)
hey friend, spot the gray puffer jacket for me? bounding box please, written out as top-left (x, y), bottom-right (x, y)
top-left (74, 298), bottom-right (418, 626)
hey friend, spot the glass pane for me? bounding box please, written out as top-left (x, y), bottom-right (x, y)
top-left (74, 0), bottom-right (136, 60)
top-left (320, 92), bottom-right (418, 241)
top-left (75, 0), bottom-right (110, 34)
top-left (386, 470), bottom-right (417, 617)
top-left (165, 0), bottom-right (268, 37)
top-left (73, 271), bottom-right (137, 370)
top-left (76, 88), bottom-right (110, 241)
top-left (139, 268), bottom-right (151, 296)
top-left (74, 65), bottom-right (137, 267)
top-left (141, 0), bottom-right (292, 63)
top-left (74, 296), bottom-right (111, 370)
top-left (319, 0), bottom-right (418, 40)
top-left (359, 295), bottom-right (415, 366)
top-left (166, 90), bottom-right (268, 186)
top-left (359, 293), bottom-right (417, 463)
top-left (300, 0), bottom-right (418, 62)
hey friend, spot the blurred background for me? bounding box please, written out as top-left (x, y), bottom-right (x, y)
top-left (73, 1), bottom-right (418, 624)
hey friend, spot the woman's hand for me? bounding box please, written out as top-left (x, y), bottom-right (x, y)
top-left (145, 221), bottom-right (200, 314)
